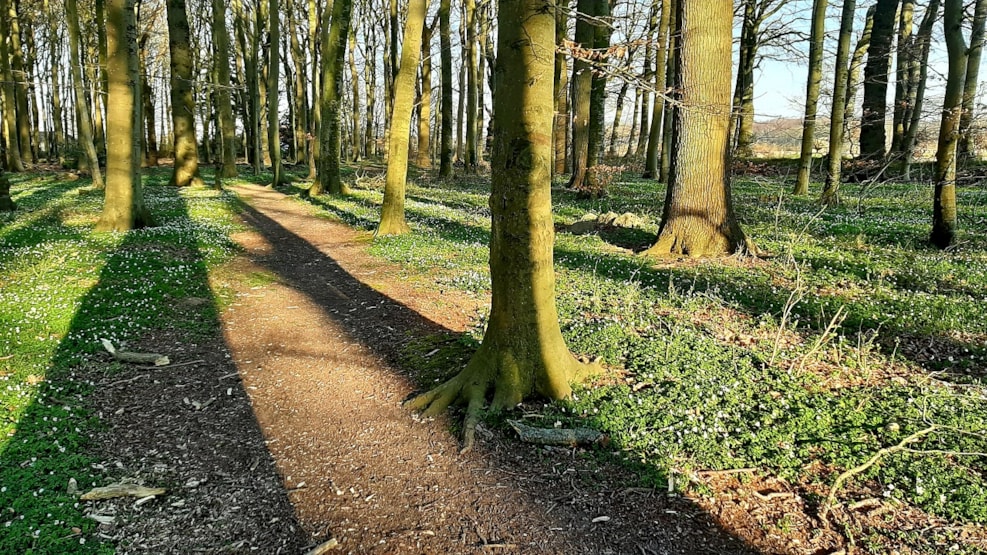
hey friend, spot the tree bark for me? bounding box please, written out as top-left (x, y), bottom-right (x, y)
top-left (439, 0), bottom-right (454, 177)
top-left (901, 0), bottom-right (939, 178)
top-left (377, 0), bottom-right (428, 235)
top-left (348, 28), bottom-right (362, 162)
top-left (65, 0), bottom-right (103, 187)
top-left (567, 0), bottom-right (596, 190)
top-left (6, 0), bottom-right (33, 163)
top-left (166, 0), bottom-right (205, 187)
top-left (958, 0), bottom-right (987, 158)
top-left (463, 0), bottom-right (479, 173)
top-left (416, 21), bottom-right (434, 169)
top-left (643, 0), bottom-right (671, 179)
top-left (213, 0), bottom-right (238, 178)
top-left (553, 2), bottom-right (569, 176)
top-left (931, 0), bottom-right (966, 249)
top-left (821, 0), bottom-right (857, 206)
top-left (267, 0), bottom-right (284, 186)
top-left (794, 0), bottom-right (828, 195)
top-left (97, 0), bottom-right (153, 231)
top-left (890, 0), bottom-right (914, 155)
top-left (0, 0), bottom-right (24, 171)
top-left (858, 0), bottom-right (899, 161)
top-left (46, 0), bottom-right (65, 165)
top-left (407, 0), bottom-right (599, 451)
top-left (312, 0), bottom-right (354, 196)
top-left (643, 0), bottom-right (753, 258)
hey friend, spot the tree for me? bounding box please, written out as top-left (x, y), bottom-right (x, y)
top-left (5, 0), bottom-right (33, 164)
top-left (793, 0), bottom-right (827, 195)
top-left (311, 0), bottom-right (354, 196)
top-left (96, 0), bottom-right (154, 231)
top-left (166, 0), bottom-right (205, 188)
top-left (566, 0), bottom-right (601, 192)
top-left (958, 0), bottom-right (987, 158)
top-left (415, 20), bottom-right (435, 169)
top-left (438, 0), bottom-right (454, 177)
top-left (407, 0), bottom-right (599, 451)
top-left (267, 0), bottom-right (284, 186)
top-left (642, 0), bottom-right (754, 258)
top-left (858, 0), bottom-right (899, 161)
top-left (376, 0), bottom-right (428, 235)
top-left (890, 0), bottom-right (914, 155)
top-left (643, 0), bottom-right (671, 179)
top-left (213, 0), bottom-right (238, 178)
top-left (0, 0), bottom-right (24, 171)
top-left (820, 0), bottom-right (858, 206)
top-left (931, 0), bottom-right (966, 249)
top-left (65, 0), bottom-right (103, 187)
top-left (901, 0), bottom-right (940, 178)
top-left (553, 2), bottom-right (569, 176)
top-left (463, 0), bottom-right (479, 173)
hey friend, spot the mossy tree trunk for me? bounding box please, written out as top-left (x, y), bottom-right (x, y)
top-left (407, 0), bottom-right (599, 451)
top-left (96, 0), bottom-right (153, 231)
top-left (567, 0), bottom-right (596, 190)
top-left (0, 0), bottom-right (24, 172)
top-left (463, 0), bottom-right (479, 173)
top-left (901, 0), bottom-right (939, 178)
top-left (794, 0), bottom-right (827, 195)
top-left (858, 0), bottom-right (899, 162)
top-left (288, 8), bottom-right (308, 165)
top-left (416, 21), bottom-right (434, 169)
top-left (821, 0), bottom-right (856, 206)
top-left (581, 0), bottom-right (610, 197)
top-left (643, 0), bottom-right (671, 179)
top-left (658, 0), bottom-right (679, 184)
top-left (312, 0), bottom-right (354, 196)
top-left (842, 5), bottom-right (875, 156)
top-left (438, 0), bottom-right (454, 177)
top-left (958, 0), bottom-right (987, 158)
top-left (348, 29), bottom-right (362, 162)
top-left (552, 4), bottom-right (569, 176)
top-left (731, 0), bottom-right (757, 159)
top-left (890, 0), bottom-right (914, 155)
top-left (65, 0), bottom-right (103, 187)
top-left (45, 0), bottom-right (65, 165)
top-left (931, 0), bottom-right (966, 249)
top-left (166, 0), bottom-right (205, 187)
top-left (139, 31), bottom-right (158, 167)
top-left (376, 0), bottom-right (427, 235)
top-left (642, 0), bottom-right (754, 258)
top-left (213, 0), bottom-right (239, 178)
top-left (6, 0), bottom-right (33, 164)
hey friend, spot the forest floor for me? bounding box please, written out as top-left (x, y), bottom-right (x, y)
top-left (192, 182), bottom-right (756, 554)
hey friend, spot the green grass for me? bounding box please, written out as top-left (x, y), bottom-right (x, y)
top-left (299, 166), bottom-right (987, 550)
top-left (0, 168), bottom-right (240, 554)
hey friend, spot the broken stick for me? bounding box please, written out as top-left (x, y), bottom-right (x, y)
top-left (507, 420), bottom-right (608, 448)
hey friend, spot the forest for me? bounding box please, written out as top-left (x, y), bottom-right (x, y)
top-left (1, 0), bottom-right (986, 553)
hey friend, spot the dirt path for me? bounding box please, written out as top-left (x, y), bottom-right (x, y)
top-left (215, 183), bottom-right (755, 554)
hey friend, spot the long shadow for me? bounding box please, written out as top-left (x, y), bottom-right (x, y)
top-left (232, 194), bottom-right (760, 554)
top-left (0, 181), bottom-right (305, 553)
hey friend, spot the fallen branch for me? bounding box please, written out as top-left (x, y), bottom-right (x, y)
top-left (820, 425), bottom-right (938, 524)
top-left (80, 483), bottom-right (166, 501)
top-left (101, 339), bottom-right (170, 366)
top-left (507, 419), bottom-right (608, 448)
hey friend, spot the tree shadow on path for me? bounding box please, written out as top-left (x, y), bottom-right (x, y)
top-left (228, 184), bottom-right (760, 554)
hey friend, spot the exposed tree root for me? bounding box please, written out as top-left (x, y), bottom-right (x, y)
top-left (405, 347), bottom-right (601, 453)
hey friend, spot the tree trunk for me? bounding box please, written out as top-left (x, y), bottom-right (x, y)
top-left (0, 0), bottom-right (24, 171)
top-left (607, 82), bottom-right (630, 157)
top-left (580, 0), bottom-right (610, 197)
top-left (377, 0), bottom-right (428, 235)
top-left (267, 0), bottom-right (283, 186)
top-left (553, 2), bottom-right (569, 177)
top-left (407, 0), bottom-right (599, 452)
top-left (658, 0), bottom-right (679, 184)
top-left (65, 0), bottom-right (103, 187)
top-left (288, 8), bottom-right (308, 166)
top-left (842, 5), bottom-right (876, 159)
top-left (567, 0), bottom-right (595, 190)
top-left (463, 0), bottom-right (479, 173)
top-left (97, 0), bottom-right (153, 231)
top-left (213, 0), bottom-right (238, 178)
top-left (890, 0), bottom-right (914, 155)
top-left (46, 0), bottom-right (65, 165)
top-left (139, 32), bottom-right (158, 167)
top-left (901, 0), bottom-right (940, 178)
top-left (958, 0), bottom-right (987, 158)
top-left (643, 0), bottom-right (671, 179)
top-left (931, 0), bottom-right (966, 249)
top-left (794, 0), bottom-right (827, 195)
top-left (416, 21), bottom-right (434, 169)
top-left (858, 0), bottom-right (899, 161)
top-left (348, 28), bottom-right (362, 162)
top-left (94, 0), bottom-right (108, 161)
top-left (6, 0), bottom-right (33, 163)
top-left (312, 0), bottom-right (354, 196)
top-left (166, 0), bottom-right (205, 187)
top-left (438, 0), bottom-right (454, 177)
top-left (643, 0), bottom-right (753, 258)
top-left (821, 0), bottom-right (856, 206)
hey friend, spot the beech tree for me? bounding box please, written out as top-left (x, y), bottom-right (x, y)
top-left (958, 0), bottom-right (987, 158)
top-left (820, 0), bottom-right (858, 206)
top-left (858, 0), bottom-right (899, 161)
top-left (96, 0), bottom-right (154, 231)
top-left (0, 0), bottom-right (24, 171)
top-left (407, 0), bottom-right (600, 451)
top-left (213, 0), bottom-right (238, 178)
top-left (642, 0), bottom-right (754, 258)
top-left (794, 0), bottom-right (827, 195)
top-left (311, 0), bottom-right (354, 196)
top-left (931, 0), bottom-right (966, 249)
top-left (65, 0), bottom-right (103, 186)
top-left (376, 0), bottom-right (428, 235)
top-left (166, 0), bottom-right (205, 187)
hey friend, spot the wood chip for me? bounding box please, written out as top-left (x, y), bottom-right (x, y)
top-left (305, 538), bottom-right (340, 554)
